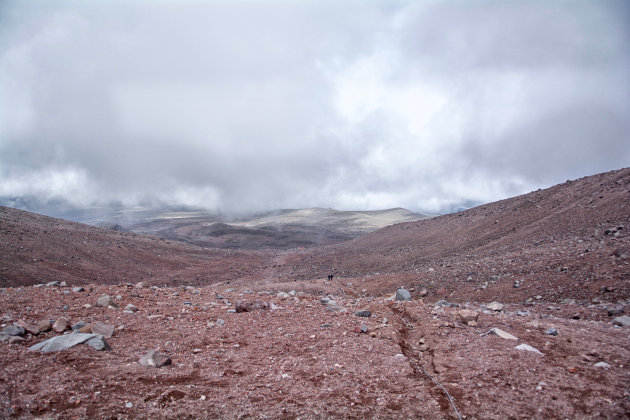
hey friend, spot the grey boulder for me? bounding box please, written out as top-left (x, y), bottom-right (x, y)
top-left (29, 333), bottom-right (110, 353)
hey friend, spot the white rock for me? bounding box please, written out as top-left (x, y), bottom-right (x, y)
top-left (594, 361), bottom-right (611, 370)
top-left (486, 328), bottom-right (518, 340)
top-left (487, 301), bottom-right (504, 312)
top-left (515, 343), bottom-right (543, 355)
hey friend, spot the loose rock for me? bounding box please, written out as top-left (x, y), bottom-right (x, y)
top-left (355, 310), bottom-right (371, 318)
top-left (97, 295), bottom-right (118, 308)
top-left (515, 343), bottom-right (543, 355)
top-left (86, 335), bottom-right (111, 351)
top-left (52, 317), bottom-right (70, 333)
top-left (1, 325), bottom-right (25, 336)
top-left (458, 309), bottom-right (479, 324)
top-left (235, 300), bottom-right (269, 313)
top-left (29, 333), bottom-right (106, 353)
top-left (545, 328), bottom-right (558, 336)
top-left (612, 315), bottom-right (630, 327)
top-left (139, 350), bottom-right (172, 367)
top-left (487, 301), bottom-right (504, 312)
top-left (91, 321), bottom-right (114, 338)
top-left (594, 361), bottom-right (611, 370)
top-left (486, 328), bottom-right (518, 340)
top-left (395, 288), bottom-right (411, 301)
top-left (124, 304), bottom-right (139, 312)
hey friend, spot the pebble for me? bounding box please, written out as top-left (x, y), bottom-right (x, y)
top-left (215, 319), bottom-right (225, 326)
top-left (418, 288), bottom-right (428, 297)
top-left (125, 402), bottom-right (133, 408)
top-left (35, 319), bottom-right (52, 333)
top-left (355, 310), bottom-right (371, 318)
top-left (124, 304), bottom-right (139, 312)
top-left (277, 292), bottom-right (289, 300)
top-left (235, 300), bottom-right (269, 313)
top-left (607, 307), bottom-right (624, 316)
top-left (46, 281), bottom-right (60, 287)
top-left (72, 287), bottom-right (84, 293)
top-left (395, 288), bottom-right (411, 301)
top-left (545, 328), bottom-right (558, 336)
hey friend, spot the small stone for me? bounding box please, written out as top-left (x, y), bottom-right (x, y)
top-left (395, 288), bottom-right (411, 301)
top-left (612, 316), bottom-right (630, 327)
top-left (135, 281), bottom-right (147, 288)
top-left (46, 281), bottom-right (60, 287)
top-left (418, 288), bottom-right (428, 297)
top-left (1, 325), bottom-right (25, 336)
top-left (8, 336), bottom-right (26, 344)
top-left (467, 320), bottom-right (478, 327)
top-left (60, 281), bottom-right (67, 287)
top-left (139, 350), bottom-right (172, 368)
top-left (91, 321), bottom-right (114, 338)
top-left (515, 343), bottom-right (543, 355)
top-left (72, 287), bottom-right (84, 293)
top-left (419, 344), bottom-right (429, 352)
top-left (62, 305), bottom-right (69, 311)
top-left (52, 317), bottom-right (70, 333)
top-left (277, 292), bottom-right (289, 300)
top-left (458, 309), bottom-right (479, 324)
top-left (125, 402), bottom-right (133, 408)
top-left (486, 328), bottom-right (518, 340)
top-left (487, 302), bottom-right (504, 312)
top-left (545, 328), bottom-right (558, 336)
top-left (215, 319), bottom-right (225, 326)
top-left (594, 361), bottom-right (611, 370)
top-left (72, 321), bottom-right (87, 331)
top-left (360, 325), bottom-right (368, 334)
top-left (97, 295), bottom-right (118, 308)
top-left (355, 310), bottom-right (371, 318)
top-left (124, 304), bottom-right (139, 312)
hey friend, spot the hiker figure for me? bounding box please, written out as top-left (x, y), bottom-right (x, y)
top-left (327, 274), bottom-right (334, 281)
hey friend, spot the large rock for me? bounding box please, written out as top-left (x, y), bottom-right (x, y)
top-left (395, 288), bottom-right (412, 301)
top-left (612, 315), bottom-right (630, 327)
top-left (91, 321), bottom-right (114, 338)
top-left (29, 333), bottom-right (109, 353)
top-left (36, 319), bottom-right (53, 333)
top-left (235, 300), bottom-right (269, 313)
top-left (139, 350), bottom-right (172, 367)
top-left (458, 309), bottom-right (479, 324)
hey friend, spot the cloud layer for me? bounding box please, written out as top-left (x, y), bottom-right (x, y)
top-left (1, 0), bottom-right (629, 214)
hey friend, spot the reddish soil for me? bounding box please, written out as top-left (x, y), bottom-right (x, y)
top-left (1, 167), bottom-right (629, 418)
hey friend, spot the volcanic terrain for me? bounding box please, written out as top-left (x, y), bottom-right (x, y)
top-left (0, 167), bottom-right (629, 419)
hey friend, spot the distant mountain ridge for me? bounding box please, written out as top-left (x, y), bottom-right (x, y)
top-left (92, 207), bottom-right (430, 249)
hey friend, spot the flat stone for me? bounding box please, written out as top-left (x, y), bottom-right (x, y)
top-left (607, 307), bottom-right (624, 316)
top-left (594, 361), bottom-right (611, 370)
top-left (53, 317), bottom-right (70, 333)
top-left (355, 310), bottom-right (371, 318)
top-left (1, 325), bottom-right (25, 336)
top-left (72, 287), bottom-right (85, 293)
top-left (46, 281), bottom-right (60, 287)
top-left (29, 333), bottom-right (102, 353)
top-left (612, 315), bottom-right (630, 327)
top-left (124, 304), bottom-right (139, 312)
top-left (395, 288), bottom-right (411, 301)
top-left (91, 321), bottom-right (114, 338)
top-left (515, 343), bottom-right (543, 355)
top-left (135, 281), bottom-right (148, 288)
top-left (487, 301), bottom-right (504, 312)
top-left (139, 350), bottom-right (172, 367)
top-left (277, 292), bottom-right (289, 300)
top-left (458, 309), bottom-right (479, 324)
top-left (486, 328), bottom-right (518, 340)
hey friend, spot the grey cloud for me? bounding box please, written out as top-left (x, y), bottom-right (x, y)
top-left (0, 0), bottom-right (628, 215)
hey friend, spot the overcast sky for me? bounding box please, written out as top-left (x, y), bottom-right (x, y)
top-left (1, 0), bottom-right (629, 215)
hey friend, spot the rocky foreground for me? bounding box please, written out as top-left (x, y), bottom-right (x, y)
top-left (1, 282), bottom-right (629, 419)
